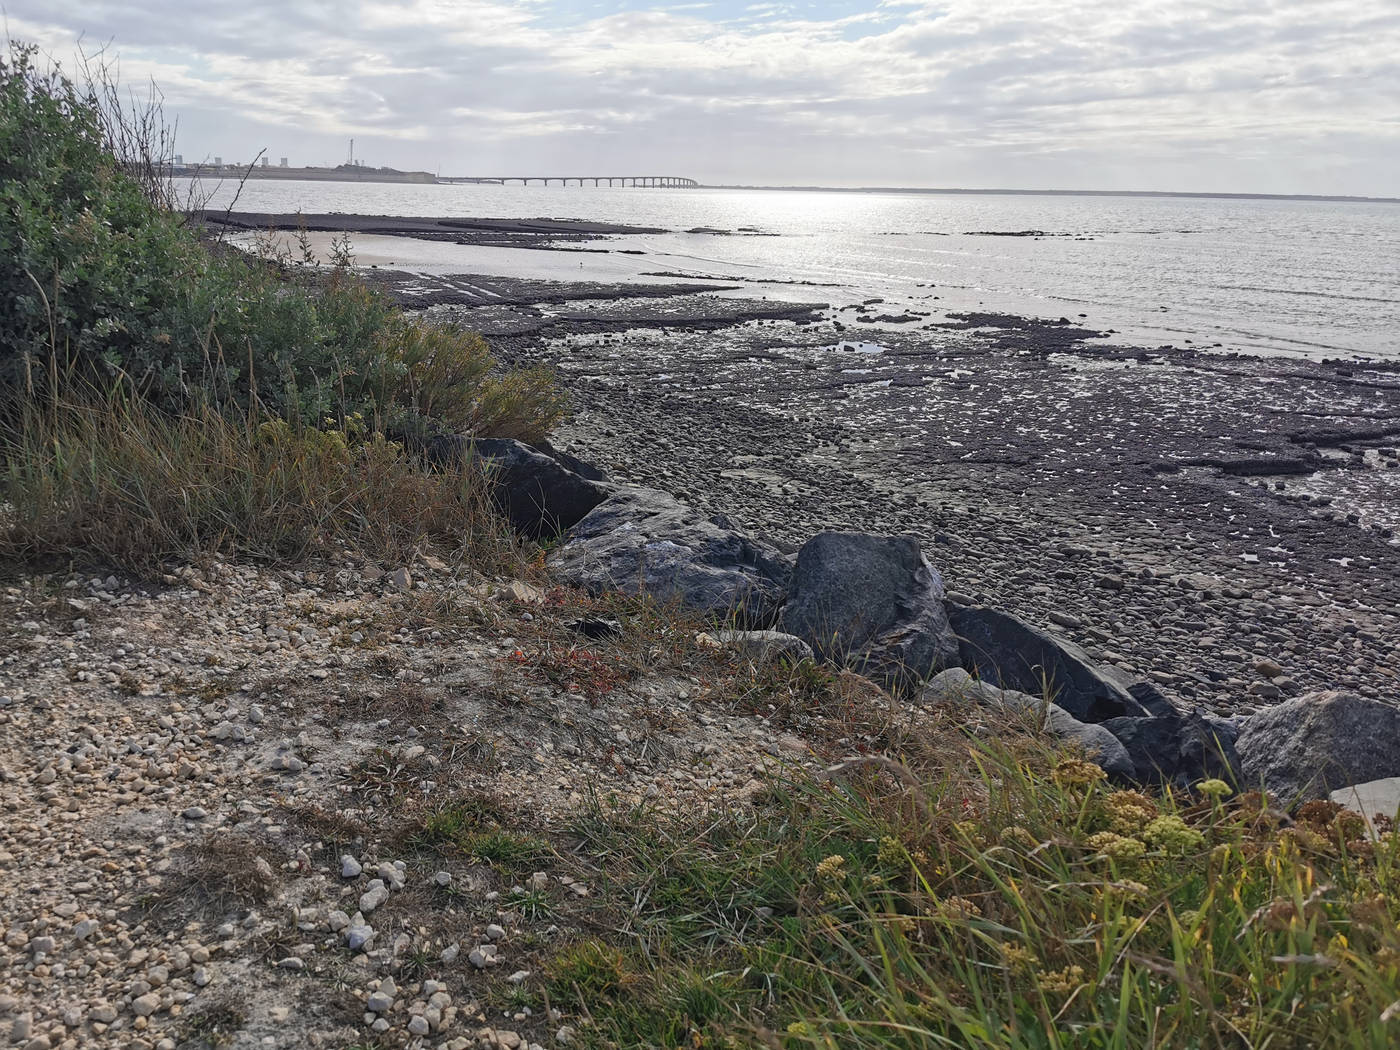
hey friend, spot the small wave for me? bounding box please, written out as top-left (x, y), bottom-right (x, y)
top-left (1211, 283), bottom-right (1400, 305)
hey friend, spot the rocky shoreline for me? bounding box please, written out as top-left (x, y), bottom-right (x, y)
top-left (5, 255), bottom-right (1400, 1050)
top-left (379, 268), bottom-right (1400, 719)
top-left (456, 433), bottom-right (1397, 803)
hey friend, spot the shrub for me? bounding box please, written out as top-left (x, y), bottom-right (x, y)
top-left (375, 318), bottom-right (568, 445)
top-left (0, 42), bottom-right (565, 441)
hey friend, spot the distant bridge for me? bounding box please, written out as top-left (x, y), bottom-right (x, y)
top-left (437, 175), bottom-right (699, 188)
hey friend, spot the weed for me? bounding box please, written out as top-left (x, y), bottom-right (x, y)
top-left (503, 886), bottom-right (555, 922)
top-left (176, 999), bottom-right (247, 1050)
top-left (542, 733), bottom-right (1400, 1049)
top-left (464, 831), bottom-right (553, 873)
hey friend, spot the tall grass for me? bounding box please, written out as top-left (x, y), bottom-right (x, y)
top-left (0, 395), bottom-right (521, 571)
top-left (554, 716), bottom-right (1400, 1049)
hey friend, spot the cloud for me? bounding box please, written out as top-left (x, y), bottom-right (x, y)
top-left (5, 0), bottom-right (1398, 193)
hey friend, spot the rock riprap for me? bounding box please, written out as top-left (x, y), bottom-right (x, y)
top-left (947, 605), bottom-right (1146, 723)
top-left (428, 436), bottom-right (610, 538)
top-left (1235, 691), bottom-right (1400, 802)
top-left (922, 668), bottom-right (1134, 779)
top-left (548, 485), bottom-right (792, 621)
top-left (779, 532), bottom-right (959, 695)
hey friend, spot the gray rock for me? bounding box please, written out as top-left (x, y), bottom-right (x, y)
top-left (433, 437), bottom-right (610, 539)
top-left (946, 605), bottom-right (1146, 723)
top-left (548, 486), bottom-right (791, 622)
top-left (367, 977), bottom-right (397, 1013)
top-left (779, 533), bottom-right (958, 695)
top-left (346, 922), bottom-right (375, 951)
top-left (1099, 711), bottom-right (1242, 789)
top-left (358, 880), bottom-right (389, 914)
top-left (922, 668), bottom-right (1134, 779)
top-left (700, 629), bottom-right (815, 665)
top-left (1235, 691), bottom-right (1400, 804)
top-left (340, 855), bottom-right (362, 879)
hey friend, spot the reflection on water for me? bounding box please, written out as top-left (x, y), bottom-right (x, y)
top-left (200, 179), bottom-right (1400, 360)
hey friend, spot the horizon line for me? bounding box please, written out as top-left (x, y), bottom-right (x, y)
top-left (700, 184), bottom-right (1400, 204)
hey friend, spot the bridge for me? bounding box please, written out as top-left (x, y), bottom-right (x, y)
top-left (437, 175), bottom-right (699, 188)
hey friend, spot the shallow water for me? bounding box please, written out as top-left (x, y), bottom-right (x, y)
top-left (194, 179), bottom-right (1400, 361)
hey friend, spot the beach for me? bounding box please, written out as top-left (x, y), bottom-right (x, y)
top-left (218, 205), bottom-right (1400, 717)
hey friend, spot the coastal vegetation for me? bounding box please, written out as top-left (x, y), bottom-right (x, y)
top-left (2, 37), bottom-right (1399, 1050)
top-left (0, 41), bottom-right (560, 570)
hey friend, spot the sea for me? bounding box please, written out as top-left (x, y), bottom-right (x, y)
top-left (189, 180), bottom-right (1400, 361)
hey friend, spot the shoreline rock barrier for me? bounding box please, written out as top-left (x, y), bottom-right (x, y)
top-left (470, 436), bottom-right (1400, 805)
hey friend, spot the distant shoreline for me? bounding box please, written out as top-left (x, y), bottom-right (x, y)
top-left (704, 185), bottom-right (1400, 205)
top-left (175, 170), bottom-right (1398, 204)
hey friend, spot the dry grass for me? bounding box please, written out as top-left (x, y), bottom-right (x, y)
top-left (0, 396), bottom-right (524, 574)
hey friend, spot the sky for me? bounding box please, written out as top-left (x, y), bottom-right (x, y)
top-left (6, 0), bottom-right (1399, 195)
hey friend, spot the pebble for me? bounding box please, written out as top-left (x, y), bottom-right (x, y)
top-left (358, 880), bottom-right (389, 914)
top-left (341, 855), bottom-right (363, 878)
top-left (366, 977), bottom-right (397, 1013)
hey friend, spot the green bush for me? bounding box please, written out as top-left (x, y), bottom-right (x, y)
top-left (0, 42), bottom-right (565, 440)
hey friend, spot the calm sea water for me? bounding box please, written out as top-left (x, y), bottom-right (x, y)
top-left (191, 180), bottom-right (1400, 360)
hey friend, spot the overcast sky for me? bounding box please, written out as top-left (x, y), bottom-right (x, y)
top-left (8, 0), bottom-right (1399, 194)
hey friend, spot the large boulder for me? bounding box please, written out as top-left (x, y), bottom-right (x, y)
top-left (1235, 691), bottom-right (1400, 804)
top-left (922, 668), bottom-right (1133, 779)
top-left (778, 533), bottom-right (959, 695)
top-left (547, 486), bottom-right (792, 622)
top-left (946, 605), bottom-right (1146, 723)
top-left (427, 436), bottom-right (610, 538)
top-left (1100, 711), bottom-right (1243, 790)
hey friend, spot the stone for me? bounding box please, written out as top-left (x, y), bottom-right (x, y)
top-left (367, 977), bottom-right (397, 1013)
top-left (922, 669), bottom-right (1133, 779)
top-left (340, 855), bottom-right (363, 878)
top-left (347, 922), bottom-right (375, 952)
top-left (389, 567), bottom-right (413, 591)
top-left (1235, 691), bottom-right (1400, 804)
top-left (1099, 711), bottom-right (1242, 789)
top-left (359, 880), bottom-right (389, 914)
top-left (779, 532), bottom-right (959, 695)
top-left (696, 629), bottom-right (815, 666)
top-left (1254, 658), bottom-right (1285, 679)
top-left (131, 994), bottom-right (161, 1017)
top-left (72, 918), bottom-right (99, 941)
top-left (431, 437), bottom-right (610, 539)
top-left (89, 1004), bottom-right (118, 1025)
top-left (549, 485), bottom-right (792, 623)
top-left (946, 605), bottom-right (1146, 723)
